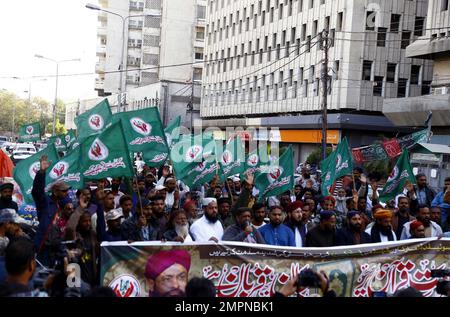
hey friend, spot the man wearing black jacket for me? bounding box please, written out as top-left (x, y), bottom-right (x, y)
top-left (407, 174), bottom-right (435, 215)
top-left (0, 183), bottom-right (18, 212)
top-left (222, 208), bottom-right (265, 244)
top-left (335, 211), bottom-right (372, 246)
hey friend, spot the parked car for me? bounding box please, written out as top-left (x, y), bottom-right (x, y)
top-left (11, 144), bottom-right (37, 164)
top-left (0, 136), bottom-right (8, 148)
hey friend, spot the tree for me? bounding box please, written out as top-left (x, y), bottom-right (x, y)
top-left (306, 147), bottom-right (333, 165)
top-left (0, 90), bottom-right (64, 138)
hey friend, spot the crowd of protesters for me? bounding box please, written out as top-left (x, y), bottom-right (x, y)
top-left (0, 153), bottom-right (449, 297)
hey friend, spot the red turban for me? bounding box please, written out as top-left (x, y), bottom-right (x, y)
top-left (374, 209), bottom-right (393, 220)
top-left (183, 200), bottom-right (196, 211)
top-left (410, 220), bottom-right (424, 231)
top-left (323, 196), bottom-right (336, 205)
top-left (145, 250), bottom-right (191, 280)
top-left (288, 201), bottom-right (304, 213)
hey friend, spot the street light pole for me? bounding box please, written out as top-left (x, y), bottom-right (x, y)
top-left (53, 62), bottom-right (59, 136)
top-left (34, 55), bottom-right (80, 136)
top-left (86, 3), bottom-right (161, 112)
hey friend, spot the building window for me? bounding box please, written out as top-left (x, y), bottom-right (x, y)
top-left (377, 27), bottom-right (387, 47)
top-left (274, 84), bottom-right (278, 100)
top-left (401, 31), bottom-right (411, 49)
top-left (144, 35), bottom-right (160, 47)
top-left (270, 7), bottom-right (274, 22)
top-left (282, 30), bottom-right (286, 46)
top-left (262, 11), bottom-right (266, 25)
top-left (195, 47), bottom-right (204, 60)
top-left (411, 65), bottom-right (421, 85)
top-left (421, 81), bottom-right (431, 95)
top-left (143, 53), bottom-right (159, 65)
top-left (333, 60), bottom-right (339, 80)
top-left (298, 0), bottom-right (303, 12)
top-left (442, 0), bottom-right (449, 11)
top-left (279, 4), bottom-right (283, 19)
top-left (362, 60), bottom-right (372, 81)
top-left (398, 78), bottom-right (408, 97)
top-left (196, 27), bottom-right (205, 41)
top-left (366, 11), bottom-right (375, 31)
top-left (144, 16), bottom-right (160, 28)
top-left (276, 44), bottom-right (281, 59)
top-left (337, 12), bottom-right (343, 32)
top-left (373, 76), bottom-right (383, 96)
top-left (306, 36), bottom-right (311, 52)
top-left (390, 14), bottom-right (401, 32)
top-left (386, 63), bottom-right (396, 83)
top-left (301, 23), bottom-right (307, 41)
top-left (312, 20), bottom-right (318, 37)
top-left (303, 80), bottom-right (308, 97)
top-left (414, 17), bottom-right (425, 36)
top-left (193, 68), bottom-right (202, 81)
top-left (145, 0), bottom-right (161, 10)
top-left (197, 5), bottom-right (206, 20)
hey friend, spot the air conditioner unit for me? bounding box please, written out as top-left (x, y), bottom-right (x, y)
top-left (432, 86), bottom-right (448, 95)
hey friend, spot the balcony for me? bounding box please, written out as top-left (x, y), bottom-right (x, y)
top-left (128, 43), bottom-right (142, 49)
top-left (127, 60), bottom-right (141, 67)
top-left (97, 26), bottom-right (107, 37)
top-left (128, 23), bottom-right (143, 30)
top-left (96, 44), bottom-right (106, 54)
top-left (95, 61), bottom-right (106, 73)
top-left (129, 4), bottom-right (144, 11)
top-left (95, 79), bottom-right (105, 90)
top-left (126, 78), bottom-right (140, 85)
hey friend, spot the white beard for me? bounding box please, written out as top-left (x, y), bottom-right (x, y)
top-left (175, 224), bottom-right (189, 238)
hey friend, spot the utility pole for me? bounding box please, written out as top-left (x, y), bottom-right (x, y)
top-left (321, 29), bottom-right (329, 162)
top-left (189, 70), bottom-right (194, 135)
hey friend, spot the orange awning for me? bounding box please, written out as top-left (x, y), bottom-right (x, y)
top-left (280, 130), bottom-right (340, 144)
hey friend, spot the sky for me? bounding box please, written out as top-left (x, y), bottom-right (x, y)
top-left (0, 0), bottom-right (100, 104)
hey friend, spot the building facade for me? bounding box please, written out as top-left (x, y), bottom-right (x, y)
top-left (383, 0), bottom-right (450, 143)
top-left (93, 0), bottom-right (206, 126)
top-left (199, 0), bottom-right (433, 161)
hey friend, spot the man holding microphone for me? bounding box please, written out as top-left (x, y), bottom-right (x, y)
top-left (222, 207), bottom-right (265, 244)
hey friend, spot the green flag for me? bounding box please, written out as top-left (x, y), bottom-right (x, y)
top-left (18, 122), bottom-right (41, 142)
top-left (242, 145), bottom-right (271, 180)
top-left (164, 116), bottom-right (182, 148)
top-left (75, 99), bottom-right (113, 140)
top-left (379, 150), bottom-right (416, 203)
top-left (255, 145), bottom-right (294, 202)
top-left (64, 129), bottom-right (77, 149)
top-left (219, 137), bottom-right (245, 181)
top-left (80, 121), bottom-right (134, 180)
top-left (48, 135), bottom-right (67, 151)
top-left (113, 107), bottom-right (169, 167)
top-left (183, 159), bottom-right (220, 189)
top-left (13, 144), bottom-right (59, 203)
top-left (45, 146), bottom-right (84, 191)
top-left (170, 134), bottom-right (217, 180)
top-left (320, 137), bottom-right (353, 196)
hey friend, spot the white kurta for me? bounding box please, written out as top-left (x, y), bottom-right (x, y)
top-left (190, 215), bottom-right (224, 242)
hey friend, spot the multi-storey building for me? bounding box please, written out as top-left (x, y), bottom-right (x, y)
top-left (383, 0), bottom-right (450, 143)
top-left (201, 0), bottom-right (433, 161)
top-left (93, 0), bottom-right (206, 126)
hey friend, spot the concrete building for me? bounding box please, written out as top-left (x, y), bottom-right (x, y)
top-left (200, 0), bottom-right (433, 162)
top-left (94, 0), bottom-right (206, 126)
top-left (383, 0), bottom-right (450, 145)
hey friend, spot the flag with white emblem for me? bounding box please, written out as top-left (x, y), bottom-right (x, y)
top-left (255, 145), bottom-right (294, 202)
top-left (80, 121), bottom-right (134, 180)
top-left (75, 99), bottom-right (113, 140)
top-left (114, 107), bottom-right (169, 167)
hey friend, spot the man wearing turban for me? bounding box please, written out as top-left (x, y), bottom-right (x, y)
top-left (145, 249), bottom-right (191, 297)
top-left (365, 209), bottom-right (397, 243)
top-left (409, 220), bottom-right (425, 239)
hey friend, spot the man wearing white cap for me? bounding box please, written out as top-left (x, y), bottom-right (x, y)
top-left (96, 208), bottom-right (124, 242)
top-left (190, 198), bottom-right (223, 242)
